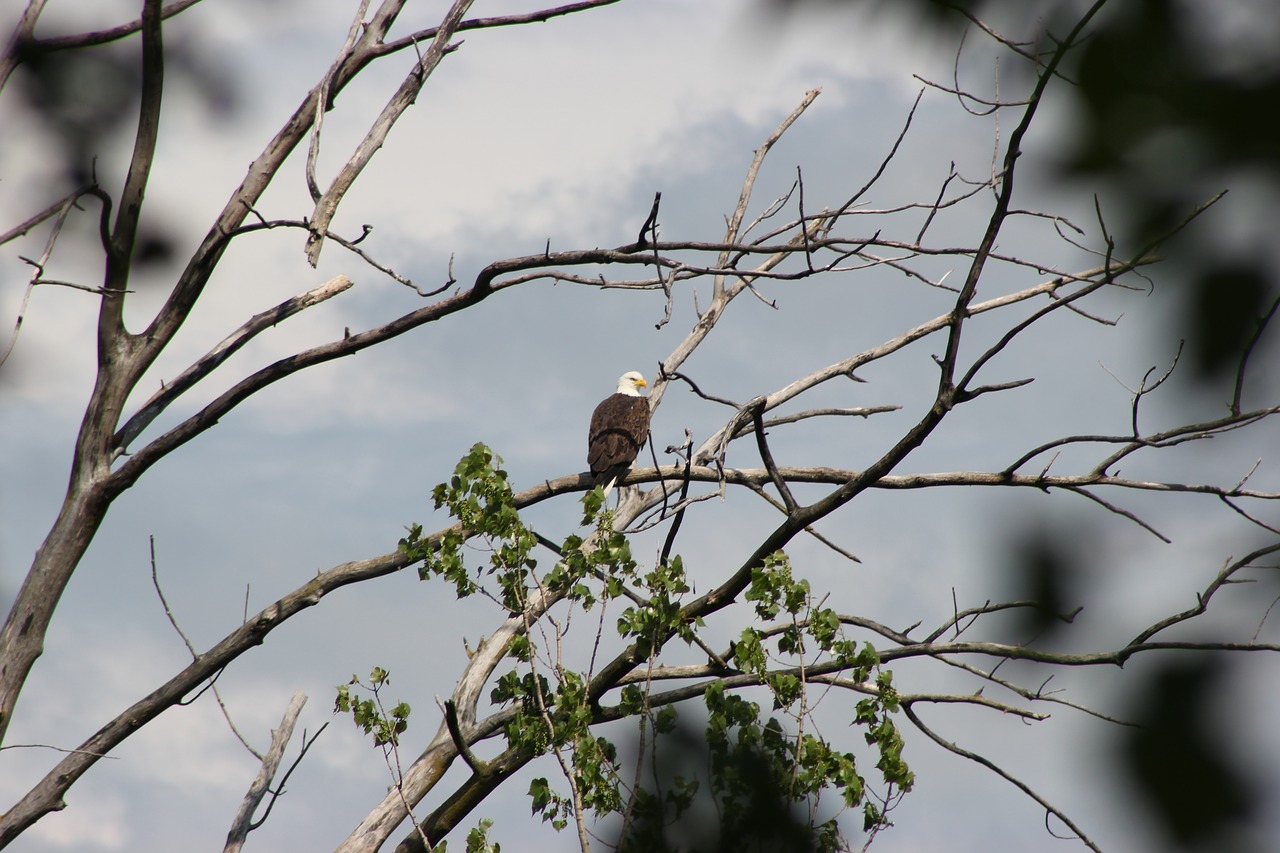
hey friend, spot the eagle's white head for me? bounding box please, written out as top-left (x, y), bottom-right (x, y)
top-left (616, 371), bottom-right (647, 397)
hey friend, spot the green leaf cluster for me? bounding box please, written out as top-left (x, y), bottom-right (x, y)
top-left (528, 775), bottom-right (572, 831)
top-left (736, 552), bottom-right (881, 706)
top-left (334, 668), bottom-right (411, 748)
top-left (400, 443), bottom-right (537, 609)
top-left (546, 499), bottom-right (639, 610)
top-left (525, 736), bottom-right (625, 830)
top-left (617, 555), bottom-right (695, 658)
top-left (433, 817), bottom-right (501, 853)
top-left (729, 551), bottom-right (914, 836)
top-left (495, 661), bottom-right (632, 829)
top-left (464, 818), bottom-right (500, 853)
top-left (856, 670), bottom-right (915, 797)
top-left (490, 670), bottom-right (555, 754)
top-left (390, 450), bottom-right (915, 847)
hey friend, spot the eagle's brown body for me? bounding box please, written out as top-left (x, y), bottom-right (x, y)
top-left (588, 373), bottom-right (650, 490)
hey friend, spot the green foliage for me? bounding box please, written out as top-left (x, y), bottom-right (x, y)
top-left (395, 450), bottom-right (914, 847)
top-left (546, 503), bottom-right (639, 611)
top-left (618, 683), bottom-right (647, 716)
top-left (737, 552), bottom-right (884, 706)
top-left (334, 668), bottom-right (411, 748)
top-left (653, 703), bottom-right (678, 735)
top-left (616, 555), bottom-right (694, 659)
top-left (832, 639), bottom-right (880, 682)
top-left (529, 776), bottom-right (572, 831)
top-left (580, 486), bottom-right (606, 522)
top-left (400, 443), bottom-right (537, 609)
top-left (855, 671), bottom-right (915, 795)
top-left (491, 670), bottom-right (554, 754)
top-left (465, 817), bottom-right (500, 853)
top-left (572, 733), bottom-right (623, 815)
top-left (693, 681), bottom-right (862, 851)
top-left (728, 551), bottom-right (914, 833)
top-left (433, 817), bottom-right (500, 853)
top-left (746, 551), bottom-right (809, 620)
top-left (402, 445), bottom-right (644, 619)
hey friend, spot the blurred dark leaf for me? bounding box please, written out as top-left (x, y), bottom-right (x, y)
top-left (13, 39), bottom-right (141, 185)
top-left (759, 0), bottom-right (1280, 396)
top-left (1066, 0), bottom-right (1280, 182)
top-left (1120, 656), bottom-right (1259, 850)
top-left (997, 524), bottom-right (1080, 644)
top-left (133, 231), bottom-right (177, 268)
top-left (1184, 262), bottom-right (1270, 379)
top-left (8, 8), bottom-right (243, 184)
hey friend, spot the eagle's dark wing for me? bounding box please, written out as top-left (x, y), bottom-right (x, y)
top-left (588, 393), bottom-right (651, 486)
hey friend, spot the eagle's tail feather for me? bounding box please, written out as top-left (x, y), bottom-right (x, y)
top-left (591, 466), bottom-right (625, 505)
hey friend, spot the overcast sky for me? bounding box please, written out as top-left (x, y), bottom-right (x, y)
top-left (3, 1), bottom-right (1279, 852)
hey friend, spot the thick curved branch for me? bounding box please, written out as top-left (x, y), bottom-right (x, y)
top-left (0, 0), bottom-right (164, 752)
top-left (0, 547), bottom-right (413, 844)
top-left (107, 244), bottom-right (678, 488)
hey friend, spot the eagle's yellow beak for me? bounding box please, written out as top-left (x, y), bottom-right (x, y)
top-left (635, 377), bottom-right (648, 388)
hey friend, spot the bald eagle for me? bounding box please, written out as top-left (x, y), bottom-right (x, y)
top-left (588, 371), bottom-right (651, 493)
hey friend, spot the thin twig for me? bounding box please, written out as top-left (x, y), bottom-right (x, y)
top-left (150, 536), bottom-right (262, 758)
top-left (902, 704), bottom-right (1102, 853)
top-left (1232, 293), bottom-right (1280, 417)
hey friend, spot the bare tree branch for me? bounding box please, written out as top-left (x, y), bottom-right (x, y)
top-left (0, 0), bottom-right (165, 749)
top-left (902, 704), bottom-right (1103, 853)
top-left (1232, 292), bottom-right (1280, 417)
top-left (1, 0), bottom-right (202, 69)
top-left (0, 0), bottom-right (47, 92)
top-left (304, 0), bottom-right (474, 265)
top-left (0, 190), bottom-right (83, 368)
top-left (113, 275), bottom-right (354, 456)
top-left (375, 1), bottom-right (625, 59)
top-left (223, 690), bottom-right (308, 853)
